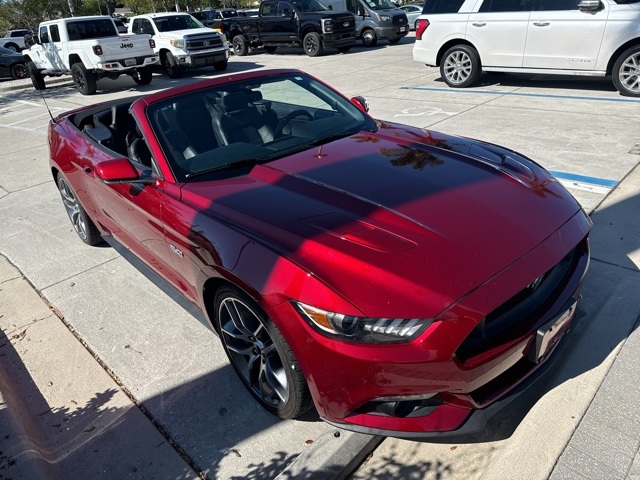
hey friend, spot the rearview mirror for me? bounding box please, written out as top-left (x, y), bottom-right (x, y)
top-left (95, 158), bottom-right (155, 184)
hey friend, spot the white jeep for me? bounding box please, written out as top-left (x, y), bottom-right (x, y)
top-left (23, 16), bottom-right (158, 95)
top-left (413, 0), bottom-right (640, 97)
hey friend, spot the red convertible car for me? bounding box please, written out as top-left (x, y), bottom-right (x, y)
top-left (49, 69), bottom-right (591, 437)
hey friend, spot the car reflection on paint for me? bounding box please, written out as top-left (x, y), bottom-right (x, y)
top-left (47, 68), bottom-right (591, 437)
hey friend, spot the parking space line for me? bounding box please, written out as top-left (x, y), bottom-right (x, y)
top-left (400, 86), bottom-right (640, 103)
top-left (550, 170), bottom-right (618, 195)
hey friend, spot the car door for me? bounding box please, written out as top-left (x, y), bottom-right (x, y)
top-left (466, 0), bottom-right (532, 68)
top-left (258, 2), bottom-right (280, 41)
top-left (38, 25), bottom-right (65, 71)
top-left (523, 0), bottom-right (608, 70)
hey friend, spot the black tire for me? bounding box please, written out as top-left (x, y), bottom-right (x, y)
top-left (303, 32), bottom-right (323, 57)
top-left (214, 286), bottom-right (312, 419)
top-left (132, 67), bottom-right (152, 85)
top-left (213, 60), bottom-right (228, 72)
top-left (612, 45), bottom-right (640, 98)
top-left (232, 35), bottom-right (249, 56)
top-left (11, 63), bottom-right (28, 80)
top-left (162, 51), bottom-right (181, 79)
top-left (388, 37), bottom-right (401, 44)
top-left (4, 43), bottom-right (19, 52)
top-left (440, 44), bottom-right (481, 88)
top-left (26, 61), bottom-right (45, 90)
top-left (71, 63), bottom-right (97, 95)
top-left (361, 29), bottom-right (377, 47)
top-left (56, 175), bottom-right (102, 246)
top-left (337, 46), bottom-right (351, 53)
top-left (264, 46), bottom-right (277, 54)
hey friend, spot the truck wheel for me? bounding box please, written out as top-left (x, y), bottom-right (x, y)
top-left (162, 52), bottom-right (181, 79)
top-left (264, 46), bottom-right (277, 54)
top-left (612, 45), bottom-right (640, 97)
top-left (440, 44), bottom-right (481, 88)
top-left (26, 61), bottom-right (45, 90)
top-left (4, 43), bottom-right (19, 52)
top-left (232, 35), bottom-right (249, 57)
top-left (361, 29), bottom-right (377, 47)
top-left (213, 60), bottom-right (228, 72)
top-left (388, 37), bottom-right (401, 44)
top-left (132, 67), bottom-right (152, 85)
top-left (71, 63), bottom-right (97, 95)
top-left (303, 32), bottom-right (323, 57)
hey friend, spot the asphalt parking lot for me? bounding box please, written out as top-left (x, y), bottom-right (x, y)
top-left (1, 32), bottom-right (639, 479)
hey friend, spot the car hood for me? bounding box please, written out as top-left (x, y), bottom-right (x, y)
top-left (180, 123), bottom-right (583, 317)
top-left (158, 28), bottom-right (216, 39)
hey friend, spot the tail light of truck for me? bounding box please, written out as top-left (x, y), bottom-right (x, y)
top-left (149, 39), bottom-right (156, 48)
top-left (92, 45), bottom-right (103, 56)
top-left (415, 19), bottom-right (430, 41)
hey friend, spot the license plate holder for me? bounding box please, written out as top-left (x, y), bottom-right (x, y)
top-left (124, 58), bottom-right (136, 66)
top-left (529, 298), bottom-right (577, 364)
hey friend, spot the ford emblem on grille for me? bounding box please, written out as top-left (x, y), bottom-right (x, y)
top-left (343, 21), bottom-right (349, 27)
top-left (203, 41), bottom-right (210, 46)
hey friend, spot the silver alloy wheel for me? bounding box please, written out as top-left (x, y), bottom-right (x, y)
top-left (618, 51), bottom-right (640, 95)
top-left (58, 177), bottom-right (87, 241)
top-left (443, 50), bottom-right (473, 86)
top-left (219, 297), bottom-right (289, 406)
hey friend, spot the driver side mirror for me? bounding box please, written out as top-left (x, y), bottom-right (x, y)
top-left (351, 96), bottom-right (369, 113)
top-left (95, 158), bottom-right (155, 185)
top-left (578, 0), bottom-right (602, 12)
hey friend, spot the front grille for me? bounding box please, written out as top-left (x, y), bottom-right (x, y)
top-left (334, 15), bottom-right (355, 32)
top-left (393, 14), bottom-right (408, 26)
top-left (185, 34), bottom-right (224, 52)
top-left (455, 237), bottom-right (589, 364)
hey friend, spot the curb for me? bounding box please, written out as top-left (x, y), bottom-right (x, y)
top-left (1, 77), bottom-right (71, 92)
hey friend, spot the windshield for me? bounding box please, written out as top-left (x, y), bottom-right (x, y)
top-left (364, 0), bottom-right (397, 9)
top-left (292, 0), bottom-right (331, 12)
top-left (153, 15), bottom-right (204, 32)
top-left (147, 73), bottom-right (377, 182)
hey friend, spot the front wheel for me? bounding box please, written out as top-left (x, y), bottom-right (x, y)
top-left (162, 52), bottom-right (181, 79)
top-left (57, 175), bottom-right (102, 246)
top-left (26, 61), bottom-right (45, 90)
top-left (303, 32), bottom-right (323, 57)
top-left (214, 286), bottom-right (312, 419)
top-left (11, 63), bottom-right (28, 80)
top-left (361, 29), bottom-right (377, 47)
top-left (232, 35), bottom-right (249, 56)
top-left (440, 44), bottom-right (481, 88)
top-left (612, 46), bottom-right (640, 97)
top-left (71, 63), bottom-right (97, 95)
top-left (132, 67), bottom-right (152, 85)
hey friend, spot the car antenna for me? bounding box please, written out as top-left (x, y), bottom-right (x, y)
top-left (36, 87), bottom-right (54, 122)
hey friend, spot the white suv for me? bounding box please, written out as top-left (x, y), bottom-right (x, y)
top-left (412, 0), bottom-right (640, 97)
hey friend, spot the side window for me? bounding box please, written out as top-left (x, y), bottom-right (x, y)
top-left (278, 2), bottom-right (293, 15)
top-left (535, 0), bottom-right (580, 10)
top-left (39, 26), bottom-right (49, 43)
top-left (49, 24), bottom-right (61, 42)
top-left (132, 19), bottom-right (141, 34)
top-left (479, 0), bottom-right (531, 12)
top-left (422, 0), bottom-right (465, 13)
top-left (346, 0), bottom-right (358, 14)
top-left (261, 2), bottom-right (277, 16)
top-left (141, 19), bottom-right (155, 35)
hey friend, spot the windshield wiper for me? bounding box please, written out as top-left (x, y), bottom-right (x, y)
top-left (185, 158), bottom-right (261, 179)
top-left (309, 126), bottom-right (362, 146)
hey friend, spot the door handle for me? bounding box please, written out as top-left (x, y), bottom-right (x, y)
top-left (533, 22), bottom-right (550, 27)
top-left (472, 22), bottom-right (486, 27)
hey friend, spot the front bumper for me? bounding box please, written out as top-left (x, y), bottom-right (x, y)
top-left (97, 55), bottom-right (158, 71)
top-left (373, 25), bottom-right (409, 40)
top-left (175, 48), bottom-right (230, 68)
top-left (269, 211), bottom-right (591, 436)
top-left (322, 32), bottom-right (356, 48)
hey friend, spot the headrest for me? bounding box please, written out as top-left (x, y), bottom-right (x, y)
top-left (221, 91), bottom-right (249, 112)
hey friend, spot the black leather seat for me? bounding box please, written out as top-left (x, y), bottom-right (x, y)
top-left (126, 125), bottom-right (152, 167)
top-left (212, 90), bottom-right (275, 146)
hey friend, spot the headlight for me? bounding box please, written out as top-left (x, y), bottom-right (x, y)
top-left (293, 302), bottom-right (433, 344)
top-left (170, 39), bottom-right (184, 49)
top-left (322, 19), bottom-right (334, 33)
top-left (379, 15), bottom-right (391, 22)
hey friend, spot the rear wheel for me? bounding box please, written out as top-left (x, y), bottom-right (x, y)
top-left (132, 67), bottom-right (152, 85)
top-left (26, 61), bottom-right (45, 90)
top-left (612, 45), bottom-right (640, 97)
top-left (303, 32), bottom-right (323, 57)
top-left (11, 63), bottom-right (28, 80)
top-left (162, 51), bottom-right (181, 79)
top-left (57, 175), bottom-right (102, 246)
top-left (440, 44), bottom-right (481, 88)
top-left (71, 63), bottom-right (97, 95)
top-left (4, 43), bottom-right (19, 52)
top-left (213, 60), bottom-right (228, 72)
top-left (232, 35), bottom-right (249, 56)
top-left (214, 286), bottom-right (312, 419)
top-left (361, 29), bottom-right (377, 47)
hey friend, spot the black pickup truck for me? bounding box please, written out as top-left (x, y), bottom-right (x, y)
top-left (221, 0), bottom-right (356, 57)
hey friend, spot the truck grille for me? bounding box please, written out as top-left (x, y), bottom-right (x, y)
top-left (392, 14), bottom-right (408, 26)
top-left (334, 15), bottom-right (356, 33)
top-left (185, 34), bottom-right (224, 52)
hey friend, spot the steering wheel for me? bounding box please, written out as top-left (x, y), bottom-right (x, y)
top-left (275, 110), bottom-right (314, 137)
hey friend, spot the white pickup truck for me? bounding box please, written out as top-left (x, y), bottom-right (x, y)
top-left (0, 29), bottom-right (31, 51)
top-left (23, 16), bottom-right (159, 95)
top-left (128, 12), bottom-right (229, 78)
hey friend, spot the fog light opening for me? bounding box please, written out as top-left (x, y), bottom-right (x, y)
top-left (357, 394), bottom-right (442, 418)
